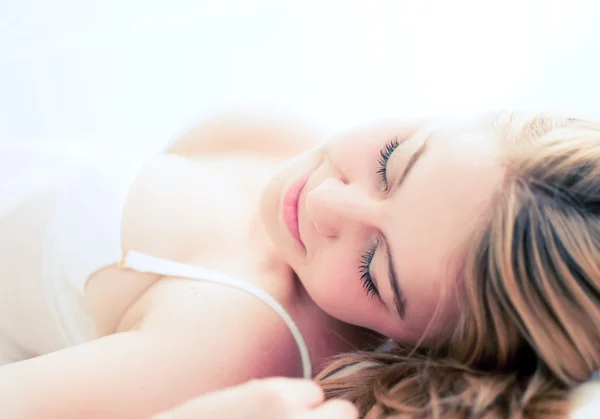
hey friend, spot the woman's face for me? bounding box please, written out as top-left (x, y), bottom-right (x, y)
top-left (260, 117), bottom-right (504, 344)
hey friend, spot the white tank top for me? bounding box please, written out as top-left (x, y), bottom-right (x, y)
top-left (0, 145), bottom-right (312, 378)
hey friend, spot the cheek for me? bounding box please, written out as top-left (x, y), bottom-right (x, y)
top-left (307, 255), bottom-right (357, 312)
top-left (297, 248), bottom-right (383, 328)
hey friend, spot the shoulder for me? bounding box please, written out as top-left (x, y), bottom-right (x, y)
top-left (167, 110), bottom-right (325, 158)
top-left (120, 274), bottom-right (305, 378)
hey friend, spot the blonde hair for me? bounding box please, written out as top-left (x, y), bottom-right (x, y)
top-left (317, 112), bottom-right (600, 418)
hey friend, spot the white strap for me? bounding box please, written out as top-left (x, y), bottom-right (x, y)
top-left (120, 250), bottom-right (312, 379)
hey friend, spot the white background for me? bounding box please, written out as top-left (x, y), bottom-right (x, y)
top-left (1, 0), bottom-right (599, 152)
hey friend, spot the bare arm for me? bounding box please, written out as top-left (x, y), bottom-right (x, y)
top-left (0, 279), bottom-right (301, 419)
top-left (167, 111), bottom-right (325, 158)
top-left (152, 378), bottom-right (358, 419)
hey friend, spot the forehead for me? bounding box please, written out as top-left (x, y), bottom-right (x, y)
top-left (428, 120), bottom-right (500, 165)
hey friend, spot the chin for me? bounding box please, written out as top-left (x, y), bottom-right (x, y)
top-left (258, 175), bottom-right (280, 238)
top-left (295, 280), bottom-right (338, 316)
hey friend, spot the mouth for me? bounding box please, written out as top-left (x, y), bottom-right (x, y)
top-left (282, 170), bottom-right (312, 249)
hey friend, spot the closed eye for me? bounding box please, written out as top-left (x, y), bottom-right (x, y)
top-left (358, 240), bottom-right (379, 300)
top-left (368, 131), bottom-right (429, 320)
top-left (376, 137), bottom-right (405, 190)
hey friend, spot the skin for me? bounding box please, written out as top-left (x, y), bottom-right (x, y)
top-left (261, 117), bottom-right (505, 343)
top-left (152, 378), bottom-right (358, 419)
top-left (0, 113), bottom-right (504, 419)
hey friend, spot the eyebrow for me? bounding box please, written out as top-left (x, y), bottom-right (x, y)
top-left (385, 243), bottom-right (407, 319)
top-left (394, 137), bottom-right (429, 192)
top-left (385, 134), bottom-right (430, 320)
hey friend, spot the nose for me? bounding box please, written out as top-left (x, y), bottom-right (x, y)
top-left (304, 178), bottom-right (374, 238)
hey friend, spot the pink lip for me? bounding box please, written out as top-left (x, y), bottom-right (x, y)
top-left (282, 171), bottom-right (311, 248)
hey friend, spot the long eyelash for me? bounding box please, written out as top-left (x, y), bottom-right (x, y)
top-left (376, 137), bottom-right (400, 189)
top-left (358, 241), bottom-right (379, 300)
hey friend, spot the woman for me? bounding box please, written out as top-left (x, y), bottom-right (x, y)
top-left (0, 110), bottom-right (597, 418)
top-left (314, 112), bottom-right (600, 418)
